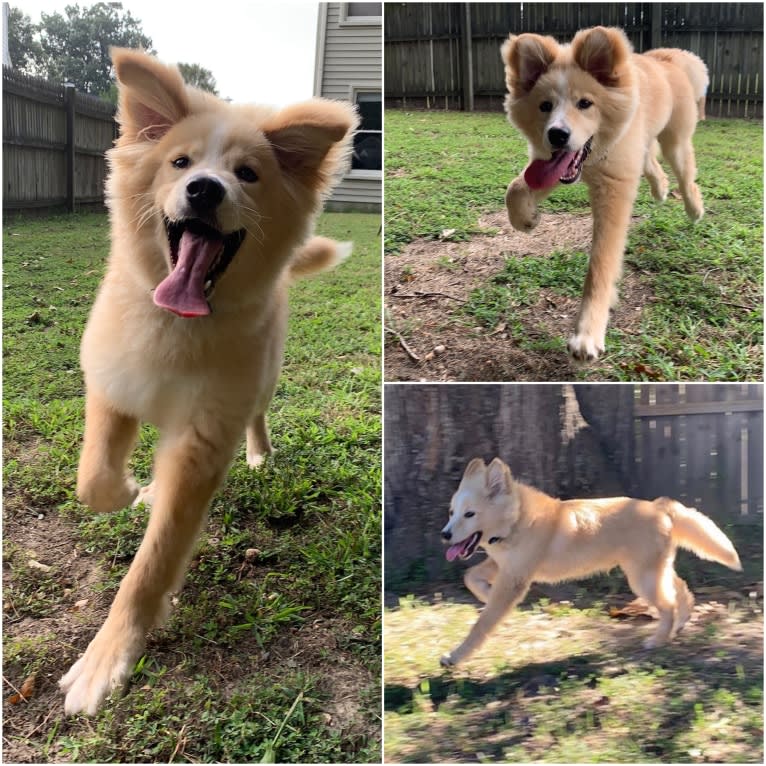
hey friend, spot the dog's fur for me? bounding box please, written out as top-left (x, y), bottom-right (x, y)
top-left (59, 49), bottom-right (358, 715)
top-left (501, 27), bottom-right (708, 360)
top-left (440, 458), bottom-right (741, 666)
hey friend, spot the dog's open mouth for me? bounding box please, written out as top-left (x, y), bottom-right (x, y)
top-left (445, 531), bottom-right (482, 562)
top-left (524, 137), bottom-right (593, 190)
top-left (153, 218), bottom-right (246, 318)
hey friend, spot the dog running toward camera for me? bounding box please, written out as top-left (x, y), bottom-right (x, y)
top-left (501, 26), bottom-right (708, 360)
top-left (58, 48), bottom-right (358, 715)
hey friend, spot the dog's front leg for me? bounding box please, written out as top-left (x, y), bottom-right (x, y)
top-left (464, 557), bottom-right (498, 604)
top-left (77, 388), bottom-right (140, 513)
top-left (505, 174), bottom-right (552, 232)
top-left (441, 574), bottom-right (530, 667)
top-left (567, 176), bottom-right (638, 361)
top-left (60, 422), bottom-right (237, 715)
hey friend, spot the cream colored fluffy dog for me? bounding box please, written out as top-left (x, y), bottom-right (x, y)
top-left (502, 27), bottom-right (708, 360)
top-left (59, 48), bottom-right (357, 715)
top-left (440, 458), bottom-right (741, 666)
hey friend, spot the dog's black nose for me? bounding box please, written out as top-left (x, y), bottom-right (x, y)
top-left (548, 127), bottom-right (570, 149)
top-left (186, 176), bottom-right (225, 213)
top-left (441, 530), bottom-right (452, 541)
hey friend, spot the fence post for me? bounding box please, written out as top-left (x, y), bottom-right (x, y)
top-left (64, 82), bottom-right (75, 212)
top-left (650, 3), bottom-right (663, 50)
top-left (461, 2), bottom-right (474, 111)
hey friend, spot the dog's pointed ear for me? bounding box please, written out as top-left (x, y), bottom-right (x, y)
top-left (486, 458), bottom-right (512, 498)
top-left (572, 26), bottom-right (632, 87)
top-left (501, 33), bottom-right (558, 95)
top-left (263, 100), bottom-right (359, 191)
top-left (111, 47), bottom-right (189, 142)
top-left (462, 457), bottom-right (486, 479)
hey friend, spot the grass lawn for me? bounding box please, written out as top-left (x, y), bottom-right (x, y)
top-left (384, 590), bottom-right (763, 763)
top-left (3, 211), bottom-right (381, 763)
top-left (384, 110), bottom-right (763, 381)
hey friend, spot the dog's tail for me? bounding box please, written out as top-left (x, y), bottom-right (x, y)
top-left (645, 48), bottom-right (709, 120)
top-left (665, 499), bottom-right (742, 570)
top-left (287, 236), bottom-right (352, 281)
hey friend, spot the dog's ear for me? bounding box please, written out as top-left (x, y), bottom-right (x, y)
top-left (462, 458), bottom-right (486, 480)
top-left (486, 458), bottom-right (513, 498)
top-left (263, 100), bottom-right (359, 192)
top-left (501, 33), bottom-right (558, 95)
top-left (111, 48), bottom-right (189, 142)
top-left (572, 26), bottom-right (633, 87)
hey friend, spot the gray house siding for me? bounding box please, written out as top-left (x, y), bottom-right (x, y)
top-left (315, 2), bottom-right (382, 212)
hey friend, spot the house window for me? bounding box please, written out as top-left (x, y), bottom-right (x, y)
top-left (351, 90), bottom-right (381, 173)
top-left (341, 2), bottom-right (382, 24)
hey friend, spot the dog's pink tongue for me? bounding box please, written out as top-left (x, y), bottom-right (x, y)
top-left (524, 151), bottom-right (577, 190)
top-left (446, 543), bottom-right (462, 562)
top-left (153, 231), bottom-right (222, 318)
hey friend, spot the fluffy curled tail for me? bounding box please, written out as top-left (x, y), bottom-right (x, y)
top-left (287, 236), bottom-right (352, 281)
top-left (667, 500), bottom-right (742, 571)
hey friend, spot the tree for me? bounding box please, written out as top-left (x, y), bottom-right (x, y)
top-left (177, 62), bottom-right (218, 95)
top-left (7, 7), bottom-right (42, 72)
top-left (35, 3), bottom-right (154, 95)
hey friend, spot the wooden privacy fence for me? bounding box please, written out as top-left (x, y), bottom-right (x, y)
top-left (3, 67), bottom-right (116, 213)
top-left (385, 2), bottom-right (764, 117)
top-left (583, 384), bottom-right (764, 525)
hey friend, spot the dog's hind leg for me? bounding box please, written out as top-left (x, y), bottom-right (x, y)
top-left (464, 558), bottom-right (499, 604)
top-left (441, 574), bottom-right (530, 666)
top-left (77, 388), bottom-right (140, 513)
top-left (672, 574), bottom-right (695, 635)
top-left (246, 413), bottom-right (273, 469)
top-left (659, 134), bottom-right (704, 221)
top-left (624, 559), bottom-right (678, 648)
top-left (61, 420), bottom-right (239, 715)
top-left (644, 141), bottom-right (669, 202)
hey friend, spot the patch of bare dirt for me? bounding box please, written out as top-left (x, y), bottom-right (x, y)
top-left (384, 211), bottom-right (652, 381)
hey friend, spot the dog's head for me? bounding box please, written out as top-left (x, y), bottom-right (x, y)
top-left (108, 48), bottom-right (358, 318)
top-left (441, 457), bottom-right (521, 561)
top-left (500, 26), bottom-right (638, 190)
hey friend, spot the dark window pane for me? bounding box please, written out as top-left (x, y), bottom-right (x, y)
top-left (352, 132), bottom-right (381, 170)
top-left (356, 93), bottom-right (382, 131)
top-left (347, 2), bottom-right (381, 17)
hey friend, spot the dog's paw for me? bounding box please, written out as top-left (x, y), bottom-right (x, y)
top-left (60, 623), bottom-right (144, 716)
top-left (132, 481), bottom-right (155, 507)
top-left (439, 654), bottom-right (455, 668)
top-left (505, 178), bottom-right (540, 232)
top-left (684, 191), bottom-right (704, 222)
top-left (246, 447), bottom-right (274, 470)
top-left (77, 474), bottom-right (140, 514)
top-left (567, 332), bottom-right (605, 361)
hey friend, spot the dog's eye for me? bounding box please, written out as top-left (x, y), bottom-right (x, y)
top-left (464, 511), bottom-right (475, 518)
top-left (539, 101), bottom-right (553, 113)
top-left (577, 98), bottom-right (593, 110)
top-left (236, 166), bottom-right (259, 183)
top-left (172, 156), bottom-right (190, 169)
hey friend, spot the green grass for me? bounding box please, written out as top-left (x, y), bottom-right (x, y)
top-left (384, 596), bottom-right (763, 763)
top-left (385, 110), bottom-right (763, 380)
top-left (3, 211), bottom-right (381, 763)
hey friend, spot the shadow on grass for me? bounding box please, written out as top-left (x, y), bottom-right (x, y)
top-left (385, 643), bottom-right (763, 763)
